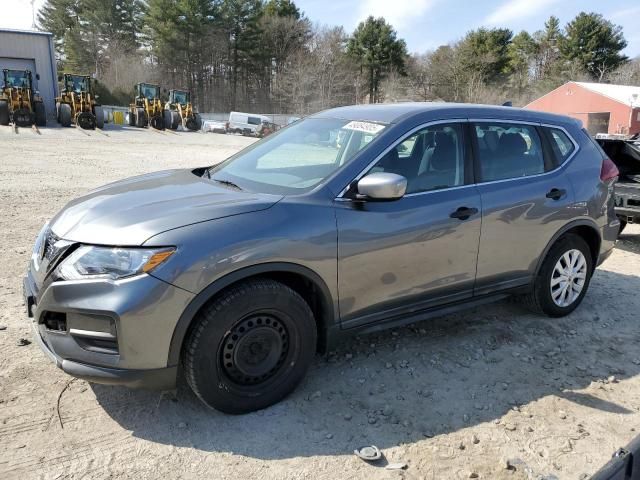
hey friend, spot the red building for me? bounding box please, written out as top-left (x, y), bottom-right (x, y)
top-left (526, 81), bottom-right (640, 136)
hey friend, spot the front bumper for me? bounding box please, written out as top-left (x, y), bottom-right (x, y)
top-left (23, 267), bottom-right (194, 389)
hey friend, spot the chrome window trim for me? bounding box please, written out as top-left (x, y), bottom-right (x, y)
top-left (335, 118), bottom-right (580, 199)
top-left (336, 118), bottom-right (468, 199)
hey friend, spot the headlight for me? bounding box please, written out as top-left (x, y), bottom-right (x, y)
top-left (55, 246), bottom-right (175, 281)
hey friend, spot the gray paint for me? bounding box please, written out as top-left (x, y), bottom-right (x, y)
top-left (0, 29), bottom-right (59, 118)
top-left (23, 103), bottom-right (618, 389)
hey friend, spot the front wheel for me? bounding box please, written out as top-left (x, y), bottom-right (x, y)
top-left (520, 234), bottom-right (593, 317)
top-left (135, 107), bottom-right (146, 128)
top-left (59, 103), bottom-right (72, 127)
top-left (184, 279), bottom-right (317, 414)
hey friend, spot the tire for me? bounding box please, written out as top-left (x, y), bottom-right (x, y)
top-left (184, 279), bottom-right (317, 414)
top-left (170, 111), bottom-right (180, 130)
top-left (59, 103), bottom-right (72, 127)
top-left (520, 234), bottom-right (593, 317)
top-left (34, 102), bottom-right (46, 126)
top-left (55, 102), bottom-right (61, 123)
top-left (128, 110), bottom-right (135, 126)
top-left (0, 100), bottom-right (9, 126)
top-left (135, 107), bottom-right (146, 128)
top-left (163, 110), bottom-right (172, 130)
top-left (94, 106), bottom-right (104, 129)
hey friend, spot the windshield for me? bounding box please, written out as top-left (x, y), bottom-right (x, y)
top-left (4, 70), bottom-right (30, 88)
top-left (140, 84), bottom-right (159, 99)
top-left (66, 76), bottom-right (89, 93)
top-left (208, 117), bottom-right (386, 195)
top-left (173, 91), bottom-right (189, 104)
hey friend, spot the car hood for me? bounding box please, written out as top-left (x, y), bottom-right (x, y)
top-left (49, 169), bottom-right (282, 245)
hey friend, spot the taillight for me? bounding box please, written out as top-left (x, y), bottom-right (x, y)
top-left (600, 157), bottom-right (619, 182)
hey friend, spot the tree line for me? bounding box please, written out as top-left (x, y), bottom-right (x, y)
top-left (38, 0), bottom-right (639, 113)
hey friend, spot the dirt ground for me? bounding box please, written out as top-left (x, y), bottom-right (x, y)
top-left (1, 124), bottom-right (640, 480)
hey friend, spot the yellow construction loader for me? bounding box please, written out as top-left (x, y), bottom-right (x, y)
top-left (128, 83), bottom-right (164, 129)
top-left (56, 74), bottom-right (104, 129)
top-left (0, 69), bottom-right (46, 127)
top-left (164, 89), bottom-right (202, 131)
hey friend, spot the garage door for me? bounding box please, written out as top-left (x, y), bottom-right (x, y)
top-left (0, 57), bottom-right (38, 90)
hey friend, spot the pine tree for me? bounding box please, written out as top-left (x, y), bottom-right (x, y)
top-left (347, 16), bottom-right (407, 103)
top-left (561, 12), bottom-right (628, 81)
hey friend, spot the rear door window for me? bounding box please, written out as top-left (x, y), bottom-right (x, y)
top-left (473, 122), bottom-right (545, 182)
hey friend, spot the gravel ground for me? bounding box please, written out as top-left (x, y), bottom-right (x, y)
top-left (1, 124), bottom-right (640, 480)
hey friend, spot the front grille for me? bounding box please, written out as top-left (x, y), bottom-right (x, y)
top-left (38, 228), bottom-right (75, 274)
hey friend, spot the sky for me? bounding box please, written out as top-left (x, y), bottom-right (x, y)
top-left (1, 0), bottom-right (639, 58)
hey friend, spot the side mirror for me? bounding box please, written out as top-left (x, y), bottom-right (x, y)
top-left (356, 172), bottom-right (407, 201)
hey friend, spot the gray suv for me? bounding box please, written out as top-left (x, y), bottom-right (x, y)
top-left (24, 103), bottom-right (619, 413)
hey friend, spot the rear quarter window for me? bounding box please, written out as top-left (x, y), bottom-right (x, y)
top-left (546, 127), bottom-right (576, 163)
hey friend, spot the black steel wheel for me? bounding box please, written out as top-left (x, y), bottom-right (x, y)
top-left (184, 279), bottom-right (317, 414)
top-left (221, 314), bottom-right (289, 385)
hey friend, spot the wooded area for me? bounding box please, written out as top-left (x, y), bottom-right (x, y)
top-left (38, 0), bottom-right (640, 113)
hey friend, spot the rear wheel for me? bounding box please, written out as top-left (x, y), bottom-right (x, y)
top-left (0, 100), bottom-right (9, 126)
top-left (34, 102), bottom-right (46, 127)
top-left (520, 234), bottom-right (593, 317)
top-left (59, 103), bottom-right (72, 127)
top-left (135, 107), bottom-right (146, 128)
top-left (184, 279), bottom-right (317, 414)
top-left (94, 106), bottom-right (104, 129)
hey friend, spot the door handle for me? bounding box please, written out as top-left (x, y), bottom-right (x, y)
top-left (450, 206), bottom-right (478, 220)
top-left (546, 188), bottom-right (566, 200)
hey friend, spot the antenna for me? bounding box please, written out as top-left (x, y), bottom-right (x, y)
top-left (31, 0), bottom-right (36, 29)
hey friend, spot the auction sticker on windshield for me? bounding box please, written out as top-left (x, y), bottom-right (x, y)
top-left (343, 121), bottom-right (385, 134)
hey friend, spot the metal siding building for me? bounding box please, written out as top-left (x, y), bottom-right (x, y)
top-left (526, 81), bottom-right (640, 136)
top-left (0, 29), bottom-right (58, 119)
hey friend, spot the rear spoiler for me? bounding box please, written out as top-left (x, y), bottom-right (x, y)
top-left (592, 435), bottom-right (640, 480)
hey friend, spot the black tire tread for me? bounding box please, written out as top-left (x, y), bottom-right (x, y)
top-left (0, 100), bottom-right (9, 126)
top-left (183, 279), bottom-right (314, 413)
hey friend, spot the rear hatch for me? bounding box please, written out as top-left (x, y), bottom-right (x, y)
top-left (597, 137), bottom-right (640, 215)
top-left (597, 137), bottom-right (640, 186)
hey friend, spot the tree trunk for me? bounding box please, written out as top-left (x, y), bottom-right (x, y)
top-left (369, 66), bottom-right (374, 104)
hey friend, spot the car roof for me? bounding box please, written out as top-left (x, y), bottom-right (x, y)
top-left (310, 102), bottom-right (580, 128)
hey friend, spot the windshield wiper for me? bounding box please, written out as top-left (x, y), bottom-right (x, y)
top-left (212, 177), bottom-right (243, 191)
